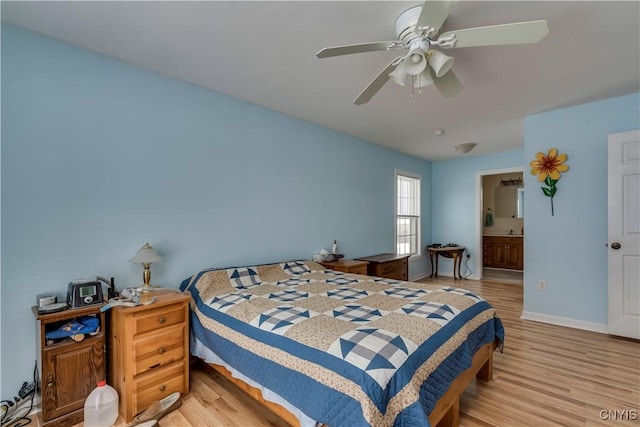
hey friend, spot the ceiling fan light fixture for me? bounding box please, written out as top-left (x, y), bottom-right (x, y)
top-left (413, 68), bottom-right (433, 88)
top-left (429, 50), bottom-right (455, 78)
top-left (404, 47), bottom-right (427, 75)
top-left (455, 143), bottom-right (477, 153)
top-left (389, 63), bottom-right (408, 86)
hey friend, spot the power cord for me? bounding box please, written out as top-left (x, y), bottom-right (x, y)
top-left (461, 248), bottom-right (473, 279)
top-left (0, 362), bottom-right (37, 427)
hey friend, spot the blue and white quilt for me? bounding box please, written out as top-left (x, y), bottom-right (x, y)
top-left (181, 260), bottom-right (504, 427)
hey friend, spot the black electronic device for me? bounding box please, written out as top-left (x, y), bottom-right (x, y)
top-left (67, 280), bottom-right (103, 308)
top-left (430, 243), bottom-right (443, 248)
top-left (66, 276), bottom-right (117, 308)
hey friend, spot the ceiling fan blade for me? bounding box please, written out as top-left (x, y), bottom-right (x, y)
top-left (438, 20), bottom-right (549, 48)
top-left (415, 0), bottom-right (457, 35)
top-left (432, 68), bottom-right (463, 98)
top-left (316, 41), bottom-right (405, 58)
top-left (354, 56), bottom-right (404, 105)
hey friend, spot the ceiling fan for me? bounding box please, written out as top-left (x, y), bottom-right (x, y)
top-left (316, 0), bottom-right (549, 105)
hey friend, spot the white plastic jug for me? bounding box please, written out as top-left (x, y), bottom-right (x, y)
top-left (83, 380), bottom-right (119, 427)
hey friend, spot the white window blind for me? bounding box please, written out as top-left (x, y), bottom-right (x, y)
top-left (396, 172), bottom-right (421, 256)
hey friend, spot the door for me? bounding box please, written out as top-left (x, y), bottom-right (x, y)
top-left (42, 337), bottom-right (105, 420)
top-left (608, 129), bottom-right (640, 339)
top-left (505, 242), bottom-right (523, 270)
top-left (493, 242), bottom-right (506, 267)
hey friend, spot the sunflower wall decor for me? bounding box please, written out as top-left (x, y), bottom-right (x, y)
top-left (529, 148), bottom-right (569, 216)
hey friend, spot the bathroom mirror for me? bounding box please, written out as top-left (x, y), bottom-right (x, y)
top-left (495, 186), bottom-right (524, 218)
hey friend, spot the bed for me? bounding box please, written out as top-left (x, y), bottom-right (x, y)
top-left (180, 260), bottom-right (504, 427)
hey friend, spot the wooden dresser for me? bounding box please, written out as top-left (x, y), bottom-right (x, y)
top-left (319, 259), bottom-right (368, 275)
top-left (355, 253), bottom-right (410, 281)
top-left (108, 289), bottom-right (190, 422)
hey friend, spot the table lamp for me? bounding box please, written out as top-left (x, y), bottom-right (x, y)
top-left (129, 243), bottom-right (162, 292)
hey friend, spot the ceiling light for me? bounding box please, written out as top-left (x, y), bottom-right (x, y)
top-left (428, 50), bottom-right (455, 78)
top-left (412, 68), bottom-right (433, 88)
top-left (455, 143), bottom-right (476, 153)
top-left (389, 60), bottom-right (409, 86)
top-left (434, 129), bottom-right (444, 136)
top-left (404, 46), bottom-right (428, 75)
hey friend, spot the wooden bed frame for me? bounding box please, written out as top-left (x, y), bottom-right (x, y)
top-left (205, 339), bottom-right (498, 427)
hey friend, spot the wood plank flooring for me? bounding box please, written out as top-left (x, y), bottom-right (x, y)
top-left (58, 276), bottom-right (638, 426)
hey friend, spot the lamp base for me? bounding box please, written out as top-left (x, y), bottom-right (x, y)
top-left (141, 283), bottom-right (153, 293)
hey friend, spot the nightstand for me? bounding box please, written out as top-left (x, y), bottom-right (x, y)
top-left (32, 304), bottom-right (106, 427)
top-left (319, 259), bottom-right (369, 275)
top-left (107, 288), bottom-right (190, 422)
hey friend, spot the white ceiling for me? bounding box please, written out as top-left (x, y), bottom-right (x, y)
top-left (2, 1), bottom-right (639, 161)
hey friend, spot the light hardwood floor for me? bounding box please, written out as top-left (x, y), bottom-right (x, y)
top-left (58, 276), bottom-right (638, 427)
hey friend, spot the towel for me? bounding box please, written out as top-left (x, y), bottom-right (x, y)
top-left (485, 209), bottom-right (494, 226)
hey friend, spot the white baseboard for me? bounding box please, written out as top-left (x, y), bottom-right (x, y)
top-left (521, 311), bottom-right (608, 334)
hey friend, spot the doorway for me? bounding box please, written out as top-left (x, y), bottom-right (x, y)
top-left (475, 167), bottom-right (524, 284)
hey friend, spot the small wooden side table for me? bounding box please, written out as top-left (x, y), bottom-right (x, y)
top-left (426, 246), bottom-right (466, 280)
top-left (319, 259), bottom-right (369, 275)
top-left (32, 304), bottom-right (106, 427)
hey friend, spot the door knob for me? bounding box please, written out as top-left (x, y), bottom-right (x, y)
top-left (611, 242), bottom-right (622, 250)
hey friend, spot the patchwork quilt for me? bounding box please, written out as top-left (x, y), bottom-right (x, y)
top-left (181, 260), bottom-right (504, 427)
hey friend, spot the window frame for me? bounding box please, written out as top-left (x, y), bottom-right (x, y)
top-left (395, 169), bottom-right (422, 260)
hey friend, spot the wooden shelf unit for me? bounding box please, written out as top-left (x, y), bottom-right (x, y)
top-left (32, 304), bottom-right (106, 427)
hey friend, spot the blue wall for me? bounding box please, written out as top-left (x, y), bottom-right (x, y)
top-left (1, 26), bottom-right (432, 396)
top-left (431, 149), bottom-right (524, 277)
top-left (523, 93), bottom-right (640, 326)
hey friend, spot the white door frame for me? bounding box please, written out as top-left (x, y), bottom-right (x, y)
top-left (475, 166), bottom-right (524, 280)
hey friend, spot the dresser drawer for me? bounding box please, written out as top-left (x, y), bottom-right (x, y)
top-left (350, 265), bottom-right (368, 275)
top-left (133, 324), bottom-right (185, 376)
top-left (133, 362), bottom-right (185, 417)
top-left (380, 258), bottom-right (406, 274)
top-left (132, 304), bottom-right (185, 336)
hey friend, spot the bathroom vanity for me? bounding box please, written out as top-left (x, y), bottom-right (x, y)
top-left (483, 235), bottom-right (523, 270)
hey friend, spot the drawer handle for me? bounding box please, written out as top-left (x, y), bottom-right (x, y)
top-left (158, 317), bottom-right (166, 324)
top-left (159, 385), bottom-right (166, 392)
top-left (149, 362), bottom-right (161, 369)
top-left (158, 347), bottom-right (166, 354)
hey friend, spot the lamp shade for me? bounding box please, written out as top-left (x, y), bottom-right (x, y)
top-left (429, 50), bottom-right (455, 78)
top-left (129, 243), bottom-right (162, 265)
top-left (412, 68), bottom-right (434, 88)
top-left (404, 47), bottom-right (427, 76)
top-left (389, 60), bottom-right (409, 86)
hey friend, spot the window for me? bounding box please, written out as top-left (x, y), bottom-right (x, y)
top-left (396, 171), bottom-right (421, 257)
